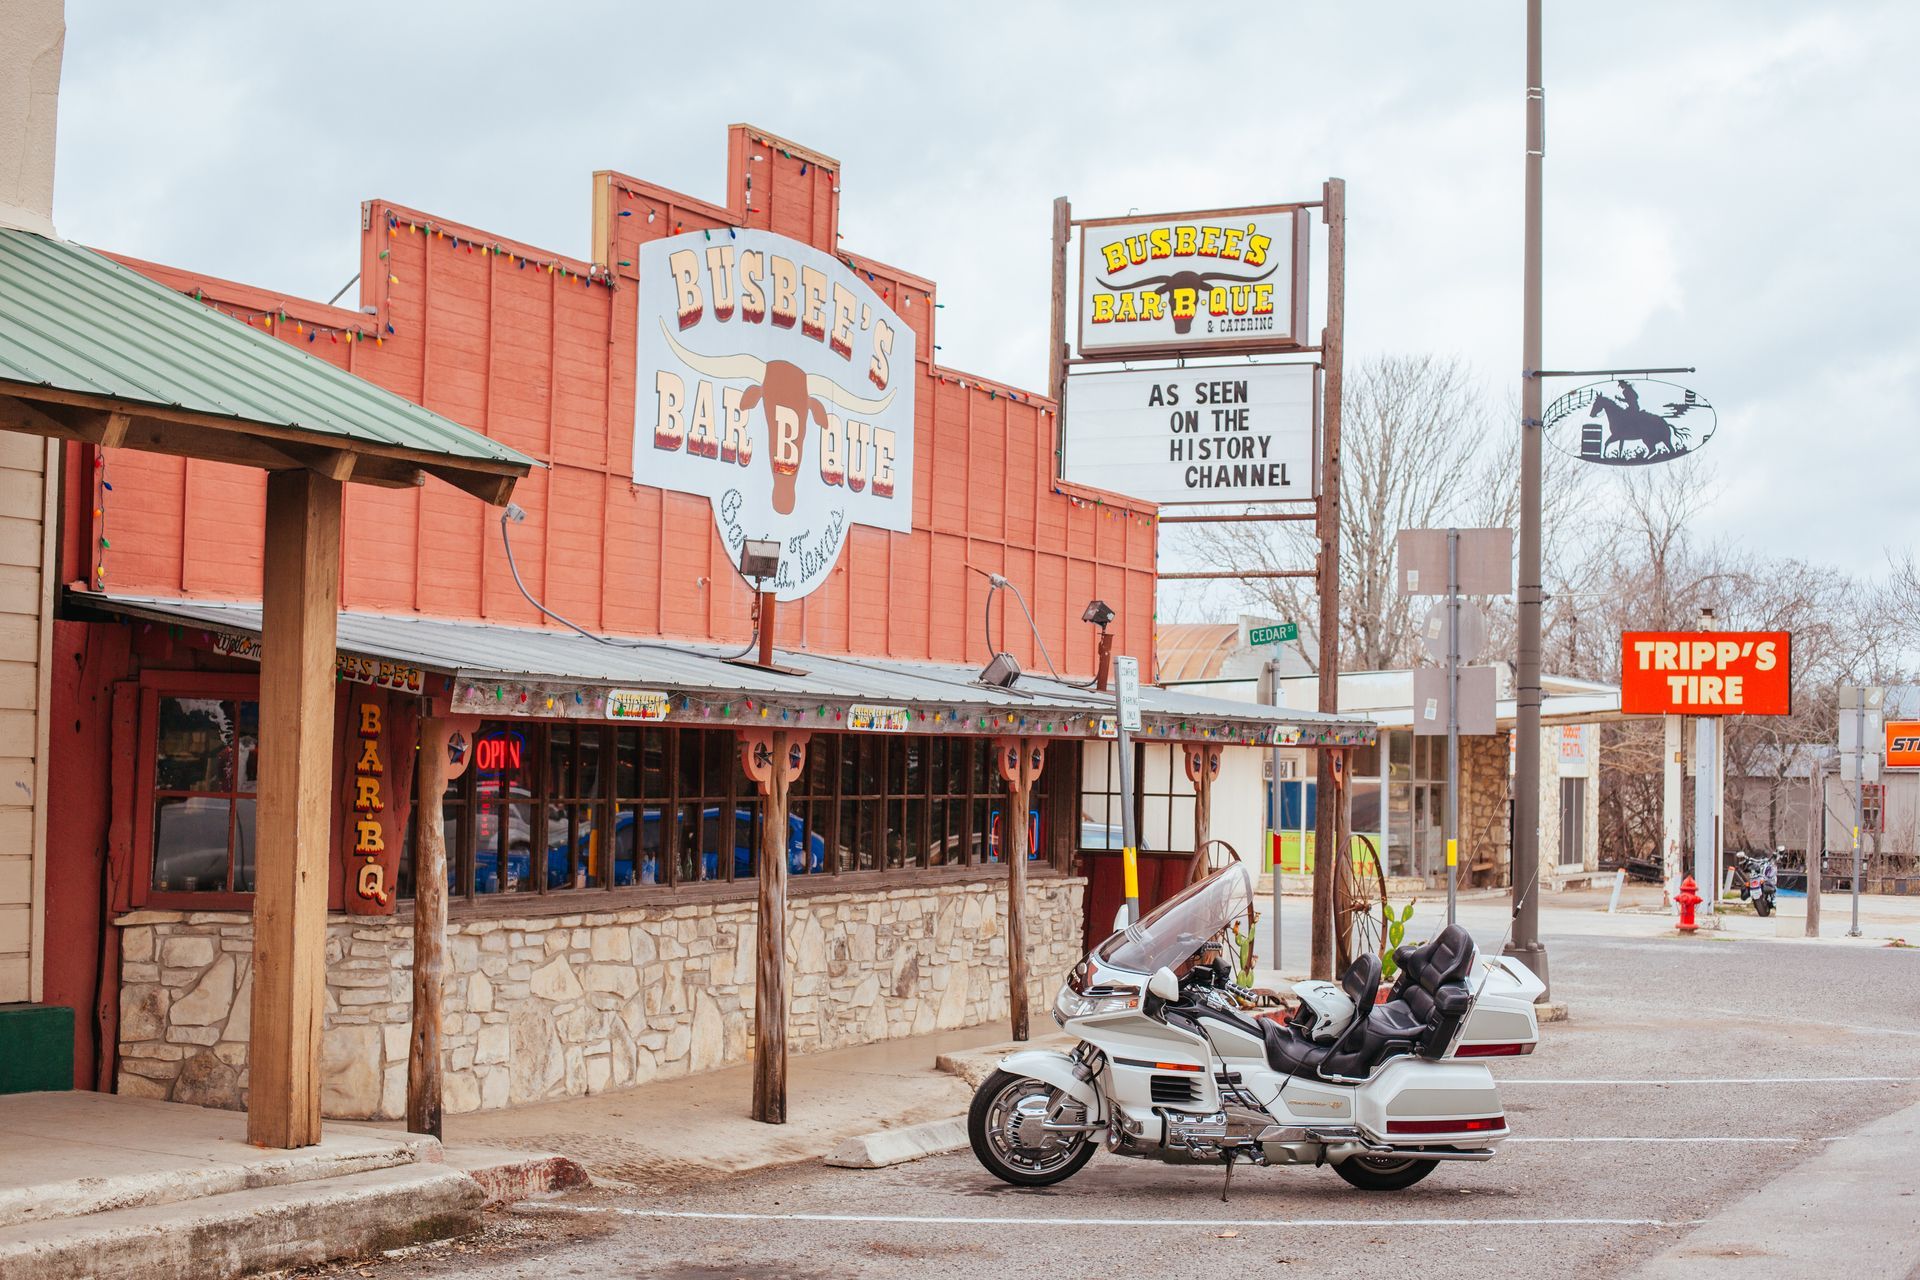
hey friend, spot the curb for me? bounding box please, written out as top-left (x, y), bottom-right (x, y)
top-left (824, 1117), bottom-right (968, 1169)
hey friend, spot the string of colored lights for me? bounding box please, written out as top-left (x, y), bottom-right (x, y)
top-left (443, 677), bottom-right (1366, 748)
top-left (384, 213), bottom-right (613, 288)
top-left (90, 451), bottom-right (110, 586)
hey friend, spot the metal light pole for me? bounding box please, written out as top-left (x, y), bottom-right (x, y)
top-left (1446, 528), bottom-right (1461, 926)
top-left (1265, 656), bottom-right (1285, 969)
top-left (1114, 656), bottom-right (1141, 925)
top-left (1851, 688), bottom-right (1866, 938)
top-left (1508, 0), bottom-right (1550, 995)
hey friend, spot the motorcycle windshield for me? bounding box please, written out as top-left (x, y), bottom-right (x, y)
top-left (1094, 862), bottom-right (1254, 977)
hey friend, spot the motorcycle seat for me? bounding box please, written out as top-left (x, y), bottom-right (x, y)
top-left (1264, 928), bottom-right (1481, 1081)
top-left (1261, 951), bottom-right (1381, 1076)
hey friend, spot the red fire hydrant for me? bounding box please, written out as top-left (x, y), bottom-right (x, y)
top-left (1676, 875), bottom-right (1703, 933)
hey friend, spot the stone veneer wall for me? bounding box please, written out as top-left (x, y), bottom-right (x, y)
top-left (114, 876), bottom-right (1084, 1119)
top-left (1461, 732), bottom-right (1512, 888)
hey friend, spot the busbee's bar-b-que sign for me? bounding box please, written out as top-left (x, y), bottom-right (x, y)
top-left (635, 229), bottom-right (917, 601)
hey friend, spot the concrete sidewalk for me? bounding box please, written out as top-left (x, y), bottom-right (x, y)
top-left (1629, 1098), bottom-right (1920, 1278)
top-left (0, 1092), bottom-right (582, 1279)
top-left (429, 1019), bottom-right (1024, 1187)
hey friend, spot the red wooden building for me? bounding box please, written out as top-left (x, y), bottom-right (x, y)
top-left (40, 125), bottom-right (1367, 1120)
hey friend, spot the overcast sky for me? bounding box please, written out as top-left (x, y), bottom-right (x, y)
top-left (51, 1), bottom-right (1918, 600)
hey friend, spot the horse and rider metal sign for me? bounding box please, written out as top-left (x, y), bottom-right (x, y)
top-left (1543, 377), bottom-right (1716, 466)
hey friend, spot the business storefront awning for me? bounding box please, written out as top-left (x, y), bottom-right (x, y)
top-left (2, 229), bottom-right (535, 1150)
top-left (78, 592), bottom-right (1377, 748)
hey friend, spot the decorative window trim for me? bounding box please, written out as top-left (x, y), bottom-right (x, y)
top-left (131, 671), bottom-right (264, 912)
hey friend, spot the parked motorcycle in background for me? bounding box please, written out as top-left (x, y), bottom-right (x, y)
top-left (1733, 848), bottom-right (1779, 917)
top-left (967, 861), bottom-right (1544, 1194)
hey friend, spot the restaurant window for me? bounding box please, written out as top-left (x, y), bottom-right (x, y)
top-left (1080, 741), bottom-right (1196, 855)
top-left (787, 735), bottom-right (1039, 872)
top-left (147, 693), bottom-right (260, 897)
top-left (409, 724), bottom-right (1060, 909)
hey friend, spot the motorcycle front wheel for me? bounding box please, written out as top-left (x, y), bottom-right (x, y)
top-left (968, 1069), bottom-right (1097, 1187)
top-left (1332, 1153), bottom-right (1438, 1192)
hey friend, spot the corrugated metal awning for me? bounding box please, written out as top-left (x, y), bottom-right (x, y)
top-left (0, 230), bottom-right (533, 498)
top-left (78, 592), bottom-right (1376, 747)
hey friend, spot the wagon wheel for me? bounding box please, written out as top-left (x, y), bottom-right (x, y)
top-left (1334, 833), bottom-right (1390, 976)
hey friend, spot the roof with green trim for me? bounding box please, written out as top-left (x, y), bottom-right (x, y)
top-left (0, 229), bottom-right (533, 470)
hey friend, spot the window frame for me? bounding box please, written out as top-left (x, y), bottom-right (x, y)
top-left (132, 671), bottom-right (268, 912)
top-left (1862, 782), bottom-right (1886, 835)
top-left (1081, 740), bottom-right (1197, 856)
top-left (418, 725), bottom-right (1070, 918)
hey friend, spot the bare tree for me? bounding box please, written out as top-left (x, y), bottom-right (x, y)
top-left (1188, 354), bottom-right (1502, 670)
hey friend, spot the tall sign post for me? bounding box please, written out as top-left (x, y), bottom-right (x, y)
top-left (1447, 531), bottom-right (1460, 923)
top-left (1518, 2), bottom-right (1712, 986)
top-left (1838, 685), bottom-right (1885, 938)
top-left (1398, 527), bottom-right (1511, 924)
top-left (1512, 0), bottom-right (1550, 995)
top-left (1048, 182), bottom-right (1346, 977)
top-left (1114, 655), bottom-right (1143, 925)
top-left (1258, 655), bottom-right (1286, 969)
top-left (1312, 179), bottom-right (1346, 982)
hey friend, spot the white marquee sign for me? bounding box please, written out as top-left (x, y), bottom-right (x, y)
top-left (1062, 363), bottom-right (1316, 505)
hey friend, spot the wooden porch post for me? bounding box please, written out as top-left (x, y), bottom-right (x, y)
top-left (997, 738), bottom-right (1045, 1042)
top-left (1331, 748), bottom-right (1356, 973)
top-left (1183, 744), bottom-right (1220, 884)
top-left (744, 729), bottom-right (806, 1124)
top-left (408, 717), bottom-right (456, 1138)
top-left (248, 470), bottom-right (342, 1149)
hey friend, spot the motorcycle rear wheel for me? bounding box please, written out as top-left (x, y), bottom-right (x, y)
top-left (968, 1069), bottom-right (1097, 1187)
top-left (1754, 895), bottom-right (1773, 917)
top-left (1332, 1153), bottom-right (1438, 1192)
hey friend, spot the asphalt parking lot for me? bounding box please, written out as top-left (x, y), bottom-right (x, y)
top-left (362, 926), bottom-right (1920, 1280)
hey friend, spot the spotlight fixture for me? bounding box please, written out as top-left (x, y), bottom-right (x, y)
top-left (738, 538), bottom-right (781, 582)
top-left (979, 651), bottom-right (1022, 689)
top-left (1081, 599), bottom-right (1115, 629)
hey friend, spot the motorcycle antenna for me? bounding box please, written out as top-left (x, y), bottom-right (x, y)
top-left (1458, 862), bottom-right (1543, 1031)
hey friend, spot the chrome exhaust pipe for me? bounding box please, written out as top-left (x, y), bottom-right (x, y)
top-left (1383, 1147), bottom-right (1496, 1163)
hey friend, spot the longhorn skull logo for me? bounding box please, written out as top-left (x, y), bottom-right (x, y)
top-left (661, 320), bottom-right (896, 515)
top-left (1098, 262), bottom-right (1279, 334)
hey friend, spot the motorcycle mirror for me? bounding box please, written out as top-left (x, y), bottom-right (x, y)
top-left (1147, 967), bottom-right (1180, 1002)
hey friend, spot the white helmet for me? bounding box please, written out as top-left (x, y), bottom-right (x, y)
top-left (1290, 979), bottom-right (1358, 1045)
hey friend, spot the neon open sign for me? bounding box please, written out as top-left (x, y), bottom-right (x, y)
top-left (473, 733), bottom-right (525, 773)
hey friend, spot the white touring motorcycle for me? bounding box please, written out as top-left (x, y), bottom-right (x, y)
top-left (968, 862), bottom-right (1544, 1192)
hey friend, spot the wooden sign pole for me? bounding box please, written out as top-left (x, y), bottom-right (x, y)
top-left (1311, 178), bottom-right (1347, 983)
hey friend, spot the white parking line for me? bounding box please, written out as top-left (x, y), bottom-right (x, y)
top-left (515, 1204), bottom-right (1697, 1230)
top-left (1508, 1135), bottom-right (1803, 1144)
top-left (1498, 1075), bottom-right (1919, 1086)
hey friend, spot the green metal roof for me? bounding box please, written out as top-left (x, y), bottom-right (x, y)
top-left (0, 229), bottom-right (533, 471)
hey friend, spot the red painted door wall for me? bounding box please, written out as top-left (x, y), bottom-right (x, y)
top-left (74, 125), bottom-right (1158, 680)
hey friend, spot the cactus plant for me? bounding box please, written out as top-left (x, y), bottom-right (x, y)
top-left (1379, 900), bottom-right (1418, 981)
